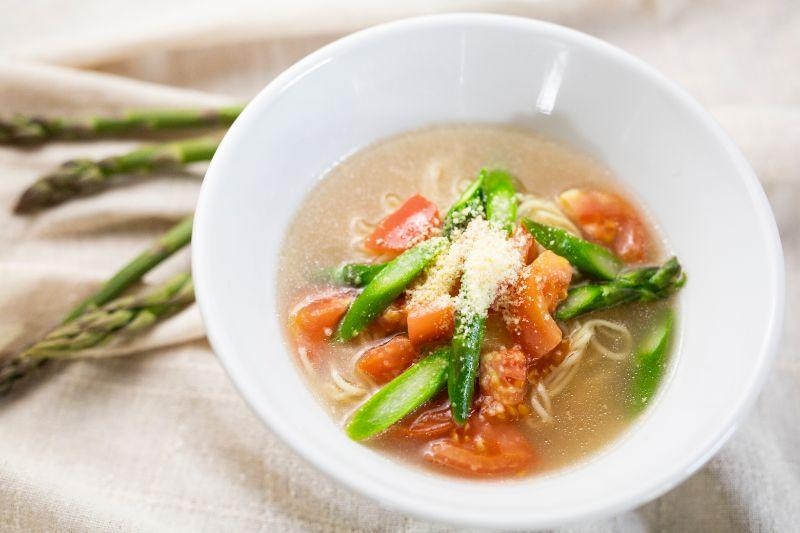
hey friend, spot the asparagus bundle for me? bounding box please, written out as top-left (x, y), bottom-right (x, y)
top-left (0, 106), bottom-right (243, 144)
top-left (0, 273), bottom-right (194, 393)
top-left (555, 257), bottom-right (686, 320)
top-left (66, 216), bottom-right (193, 321)
top-left (0, 217), bottom-right (194, 393)
top-left (15, 139), bottom-right (218, 213)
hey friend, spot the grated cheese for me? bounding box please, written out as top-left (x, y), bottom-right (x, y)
top-left (455, 218), bottom-right (524, 318)
top-left (407, 222), bottom-right (473, 309)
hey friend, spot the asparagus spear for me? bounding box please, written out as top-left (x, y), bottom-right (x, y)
top-left (327, 262), bottom-right (387, 288)
top-left (481, 169), bottom-right (518, 234)
top-left (0, 106), bottom-right (243, 144)
top-left (442, 173), bottom-right (485, 238)
top-left (630, 309), bottom-right (674, 414)
top-left (64, 215), bottom-right (193, 322)
top-left (522, 219), bottom-right (622, 280)
top-left (15, 138), bottom-right (219, 214)
top-left (448, 174), bottom-right (517, 423)
top-left (336, 237), bottom-right (446, 341)
top-left (448, 313), bottom-right (486, 424)
top-left (0, 273), bottom-right (194, 393)
top-left (346, 347), bottom-right (450, 440)
top-left (555, 257), bottom-right (686, 320)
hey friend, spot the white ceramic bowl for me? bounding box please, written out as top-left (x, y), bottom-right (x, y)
top-left (193, 14), bottom-right (784, 529)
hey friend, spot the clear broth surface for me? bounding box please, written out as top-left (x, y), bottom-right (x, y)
top-left (277, 124), bottom-right (674, 477)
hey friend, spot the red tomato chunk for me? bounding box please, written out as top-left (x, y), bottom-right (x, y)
top-left (292, 290), bottom-right (354, 343)
top-left (356, 335), bottom-right (418, 384)
top-left (425, 415), bottom-right (536, 476)
top-left (397, 397), bottom-right (456, 439)
top-left (364, 194), bottom-right (441, 255)
top-left (505, 251), bottom-right (572, 358)
top-left (558, 188), bottom-right (651, 262)
top-left (479, 346), bottom-right (529, 420)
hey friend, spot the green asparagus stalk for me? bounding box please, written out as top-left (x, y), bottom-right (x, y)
top-left (446, 174), bottom-right (514, 423)
top-left (442, 173), bottom-right (485, 238)
top-left (64, 215), bottom-right (193, 322)
top-left (522, 219), bottom-right (622, 280)
top-left (346, 347), bottom-right (450, 440)
top-left (448, 313), bottom-right (486, 424)
top-left (336, 237), bottom-right (446, 341)
top-left (0, 106), bottom-right (243, 144)
top-left (326, 262), bottom-right (388, 287)
top-left (481, 169), bottom-right (518, 234)
top-left (630, 309), bottom-right (674, 414)
top-left (0, 273), bottom-right (195, 393)
top-left (555, 257), bottom-right (686, 320)
top-left (15, 137), bottom-right (219, 213)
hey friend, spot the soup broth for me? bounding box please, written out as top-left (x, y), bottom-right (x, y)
top-left (277, 124), bottom-right (680, 478)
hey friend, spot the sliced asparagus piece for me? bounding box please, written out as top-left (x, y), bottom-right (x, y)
top-left (447, 313), bottom-right (486, 424)
top-left (555, 257), bottom-right (686, 320)
top-left (64, 215), bottom-right (193, 322)
top-left (442, 173), bottom-right (485, 238)
top-left (522, 219), bottom-right (623, 280)
top-left (630, 309), bottom-right (674, 414)
top-left (336, 237), bottom-right (446, 341)
top-left (0, 273), bottom-right (195, 393)
top-left (0, 106), bottom-right (243, 144)
top-left (15, 138), bottom-right (219, 213)
top-left (346, 347), bottom-right (450, 440)
top-left (481, 169), bottom-right (518, 234)
top-left (327, 262), bottom-right (387, 288)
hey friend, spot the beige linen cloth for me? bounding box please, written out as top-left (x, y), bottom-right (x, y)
top-left (0, 1), bottom-right (797, 531)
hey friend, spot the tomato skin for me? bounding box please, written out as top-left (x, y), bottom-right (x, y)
top-left (558, 188), bottom-right (650, 262)
top-left (356, 335), bottom-right (418, 384)
top-left (364, 194), bottom-right (441, 255)
top-left (424, 414), bottom-right (536, 476)
top-left (396, 397), bottom-right (455, 439)
top-left (406, 301), bottom-right (455, 347)
top-left (291, 290), bottom-right (355, 343)
top-left (505, 251), bottom-right (572, 358)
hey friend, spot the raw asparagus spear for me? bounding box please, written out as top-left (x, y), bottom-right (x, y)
top-left (64, 215), bottom-right (193, 322)
top-left (346, 347), bottom-right (450, 440)
top-left (522, 219), bottom-right (622, 280)
top-left (0, 273), bottom-right (195, 393)
top-left (327, 262), bottom-right (387, 287)
top-left (555, 257), bottom-right (686, 320)
top-left (15, 137), bottom-right (219, 213)
top-left (442, 173), bottom-right (485, 238)
top-left (630, 309), bottom-right (674, 414)
top-left (336, 237), bottom-right (446, 341)
top-left (0, 106), bottom-right (243, 144)
top-left (481, 169), bottom-right (518, 234)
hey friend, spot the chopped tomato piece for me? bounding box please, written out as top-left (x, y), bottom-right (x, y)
top-left (511, 224), bottom-right (537, 264)
top-left (291, 290), bottom-right (354, 342)
top-left (479, 346), bottom-right (528, 420)
top-left (356, 335), bottom-right (418, 384)
top-left (425, 414), bottom-right (536, 476)
top-left (397, 396), bottom-right (455, 439)
top-left (505, 251), bottom-right (572, 358)
top-left (534, 250), bottom-right (573, 313)
top-left (558, 188), bottom-right (651, 262)
top-left (364, 194), bottom-right (441, 255)
top-left (406, 300), bottom-right (455, 347)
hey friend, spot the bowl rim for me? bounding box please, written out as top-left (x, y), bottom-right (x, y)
top-left (193, 13), bottom-right (785, 529)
